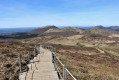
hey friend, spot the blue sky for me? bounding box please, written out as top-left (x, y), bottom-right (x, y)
top-left (0, 0), bottom-right (119, 28)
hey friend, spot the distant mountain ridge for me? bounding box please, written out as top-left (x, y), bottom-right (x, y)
top-left (29, 25), bottom-right (119, 37)
top-left (29, 25), bottom-right (84, 37)
top-left (83, 26), bottom-right (119, 37)
top-left (44, 27), bottom-right (84, 37)
top-left (93, 25), bottom-right (119, 31)
top-left (1, 25), bottom-right (119, 36)
top-left (107, 26), bottom-right (119, 31)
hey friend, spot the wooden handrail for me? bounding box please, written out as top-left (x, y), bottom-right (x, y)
top-left (53, 52), bottom-right (77, 80)
top-left (42, 45), bottom-right (77, 80)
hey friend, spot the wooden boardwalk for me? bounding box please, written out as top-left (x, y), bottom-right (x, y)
top-left (19, 47), bottom-right (59, 80)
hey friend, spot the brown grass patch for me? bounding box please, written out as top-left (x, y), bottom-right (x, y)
top-left (51, 44), bottom-right (119, 80)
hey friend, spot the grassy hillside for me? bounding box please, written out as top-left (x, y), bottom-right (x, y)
top-left (51, 44), bottom-right (119, 80)
top-left (0, 39), bottom-right (35, 80)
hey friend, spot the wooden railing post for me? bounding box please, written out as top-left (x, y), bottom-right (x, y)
top-left (34, 45), bottom-right (36, 57)
top-left (51, 46), bottom-right (53, 52)
top-left (38, 47), bottom-right (40, 54)
top-left (52, 52), bottom-right (53, 63)
top-left (63, 64), bottom-right (67, 80)
top-left (28, 51), bottom-right (30, 63)
top-left (18, 54), bottom-right (22, 73)
top-left (54, 53), bottom-right (57, 71)
top-left (49, 46), bottom-right (51, 51)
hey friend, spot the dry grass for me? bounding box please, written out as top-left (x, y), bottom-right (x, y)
top-left (51, 44), bottom-right (119, 80)
top-left (0, 39), bottom-right (35, 80)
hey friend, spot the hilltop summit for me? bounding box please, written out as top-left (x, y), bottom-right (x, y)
top-left (43, 26), bottom-right (84, 37)
top-left (29, 25), bottom-right (58, 35)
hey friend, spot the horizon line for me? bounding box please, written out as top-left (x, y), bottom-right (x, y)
top-left (0, 25), bottom-right (118, 28)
